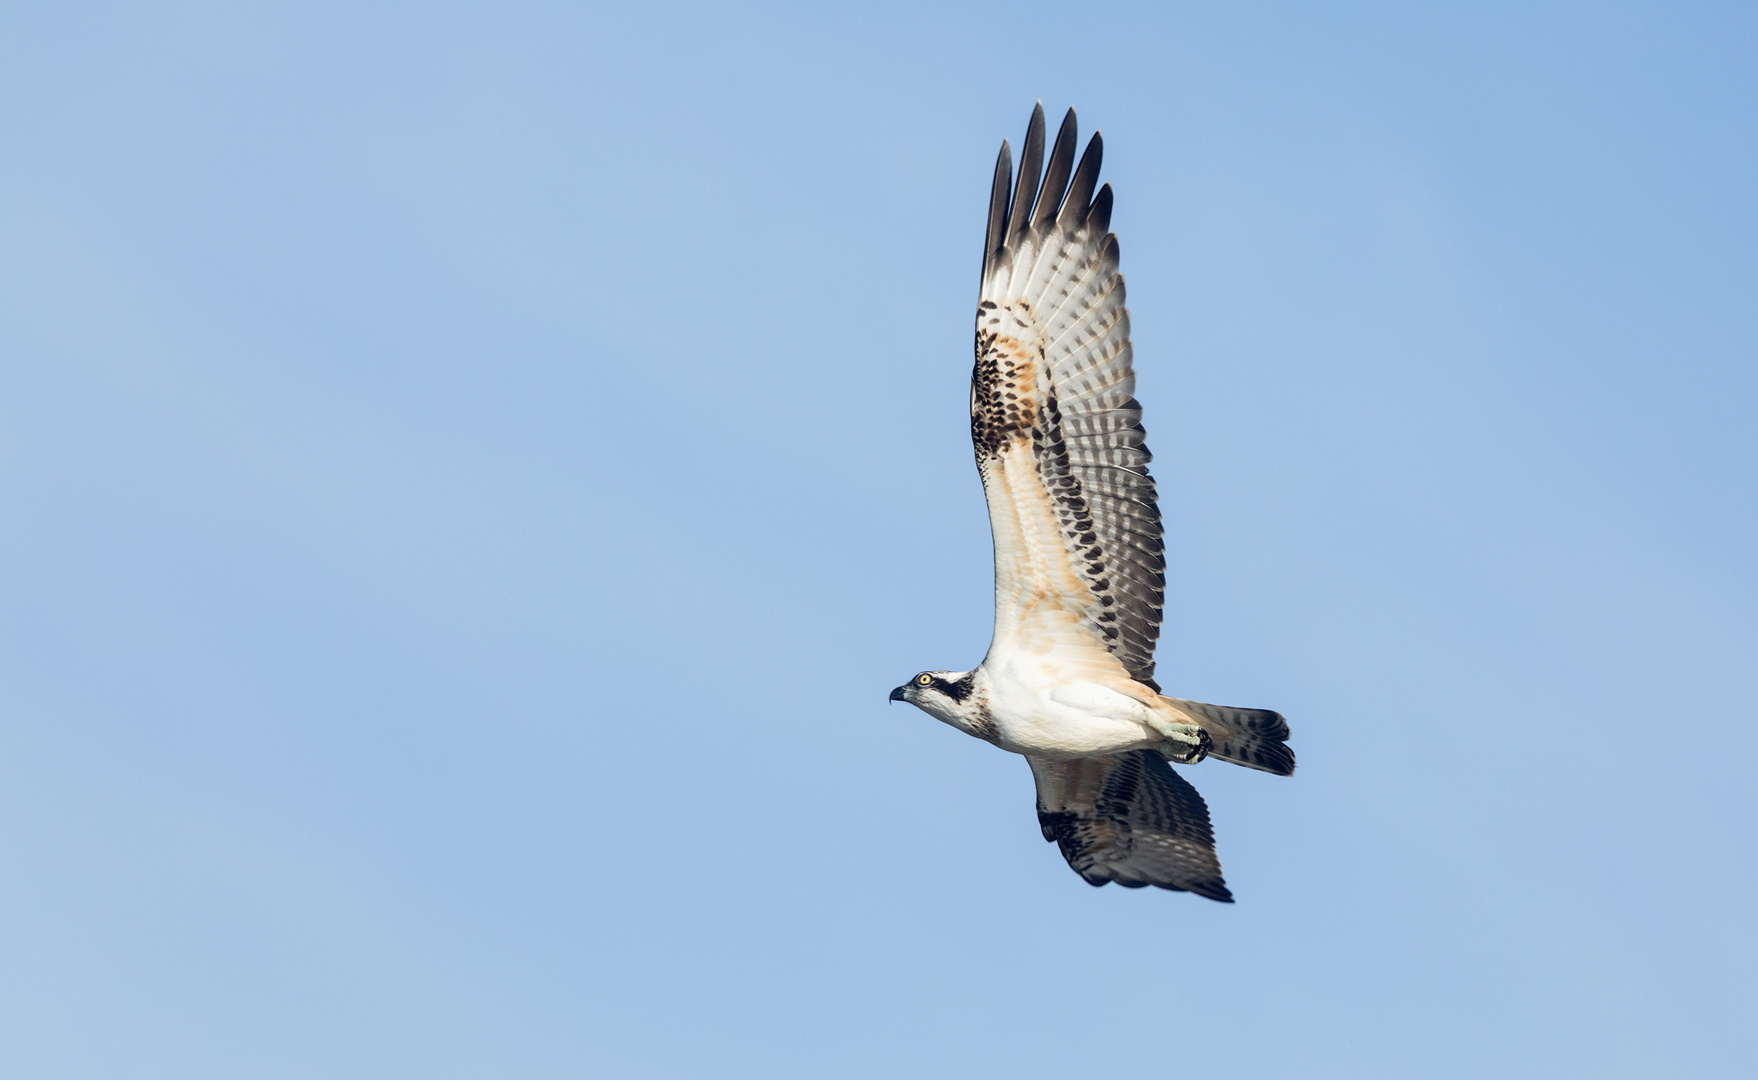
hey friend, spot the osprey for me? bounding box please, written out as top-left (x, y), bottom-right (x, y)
top-left (891, 105), bottom-right (1294, 902)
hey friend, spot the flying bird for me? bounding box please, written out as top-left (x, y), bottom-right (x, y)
top-left (890, 104), bottom-right (1294, 902)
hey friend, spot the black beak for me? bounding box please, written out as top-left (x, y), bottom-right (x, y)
top-left (888, 685), bottom-right (907, 703)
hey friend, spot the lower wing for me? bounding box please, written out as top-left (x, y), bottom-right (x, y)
top-left (1027, 750), bottom-right (1231, 901)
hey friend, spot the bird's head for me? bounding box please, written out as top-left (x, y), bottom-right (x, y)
top-left (889, 669), bottom-right (982, 729)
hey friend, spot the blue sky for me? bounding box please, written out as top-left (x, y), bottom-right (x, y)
top-left (1, 2), bottom-right (1753, 1076)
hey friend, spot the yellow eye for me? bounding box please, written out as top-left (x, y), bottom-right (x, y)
top-left (917, 673), bottom-right (932, 686)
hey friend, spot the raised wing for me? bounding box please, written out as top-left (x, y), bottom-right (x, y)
top-left (973, 105), bottom-right (1166, 688)
top-left (1028, 751), bottom-right (1231, 901)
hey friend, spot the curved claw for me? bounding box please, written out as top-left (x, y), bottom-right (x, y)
top-left (1160, 727), bottom-right (1212, 765)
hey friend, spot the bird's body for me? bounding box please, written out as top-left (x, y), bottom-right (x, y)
top-left (892, 105), bottom-right (1293, 902)
top-left (916, 663), bottom-right (1162, 759)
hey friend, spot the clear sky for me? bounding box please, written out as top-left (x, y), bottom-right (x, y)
top-left (2, 2), bottom-right (1753, 1077)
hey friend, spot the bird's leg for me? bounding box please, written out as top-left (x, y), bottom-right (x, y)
top-left (1159, 728), bottom-right (1211, 765)
top-left (1145, 712), bottom-right (1212, 764)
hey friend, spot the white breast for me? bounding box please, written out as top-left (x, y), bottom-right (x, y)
top-left (977, 655), bottom-right (1163, 759)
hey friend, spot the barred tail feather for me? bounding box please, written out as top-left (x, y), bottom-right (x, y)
top-left (1166, 697), bottom-right (1295, 776)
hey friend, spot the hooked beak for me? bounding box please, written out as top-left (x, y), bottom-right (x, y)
top-left (888, 684), bottom-right (908, 703)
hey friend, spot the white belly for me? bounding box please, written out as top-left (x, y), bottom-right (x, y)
top-left (980, 660), bottom-right (1164, 758)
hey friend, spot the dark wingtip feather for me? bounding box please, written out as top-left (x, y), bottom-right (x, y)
top-left (1058, 131), bottom-right (1104, 231)
top-left (1086, 183), bottom-right (1114, 235)
top-left (1031, 108), bottom-right (1079, 237)
top-left (1003, 104), bottom-right (1046, 258)
top-left (1182, 881), bottom-right (1236, 903)
top-left (982, 139), bottom-right (1012, 283)
top-left (987, 108), bottom-right (1115, 281)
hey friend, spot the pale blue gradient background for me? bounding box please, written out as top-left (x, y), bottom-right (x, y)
top-left (2, 3), bottom-right (1753, 1077)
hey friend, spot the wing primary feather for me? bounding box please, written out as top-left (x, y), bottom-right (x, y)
top-left (1058, 131), bottom-right (1103, 231)
top-left (983, 139), bottom-right (1012, 285)
top-left (1030, 108), bottom-right (1079, 237)
top-left (1085, 182), bottom-right (1114, 236)
top-left (1003, 103), bottom-right (1046, 255)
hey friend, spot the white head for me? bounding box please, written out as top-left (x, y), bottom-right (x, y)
top-left (889, 669), bottom-right (993, 741)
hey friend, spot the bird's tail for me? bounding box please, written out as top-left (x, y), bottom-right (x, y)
top-left (1163, 697), bottom-right (1295, 776)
